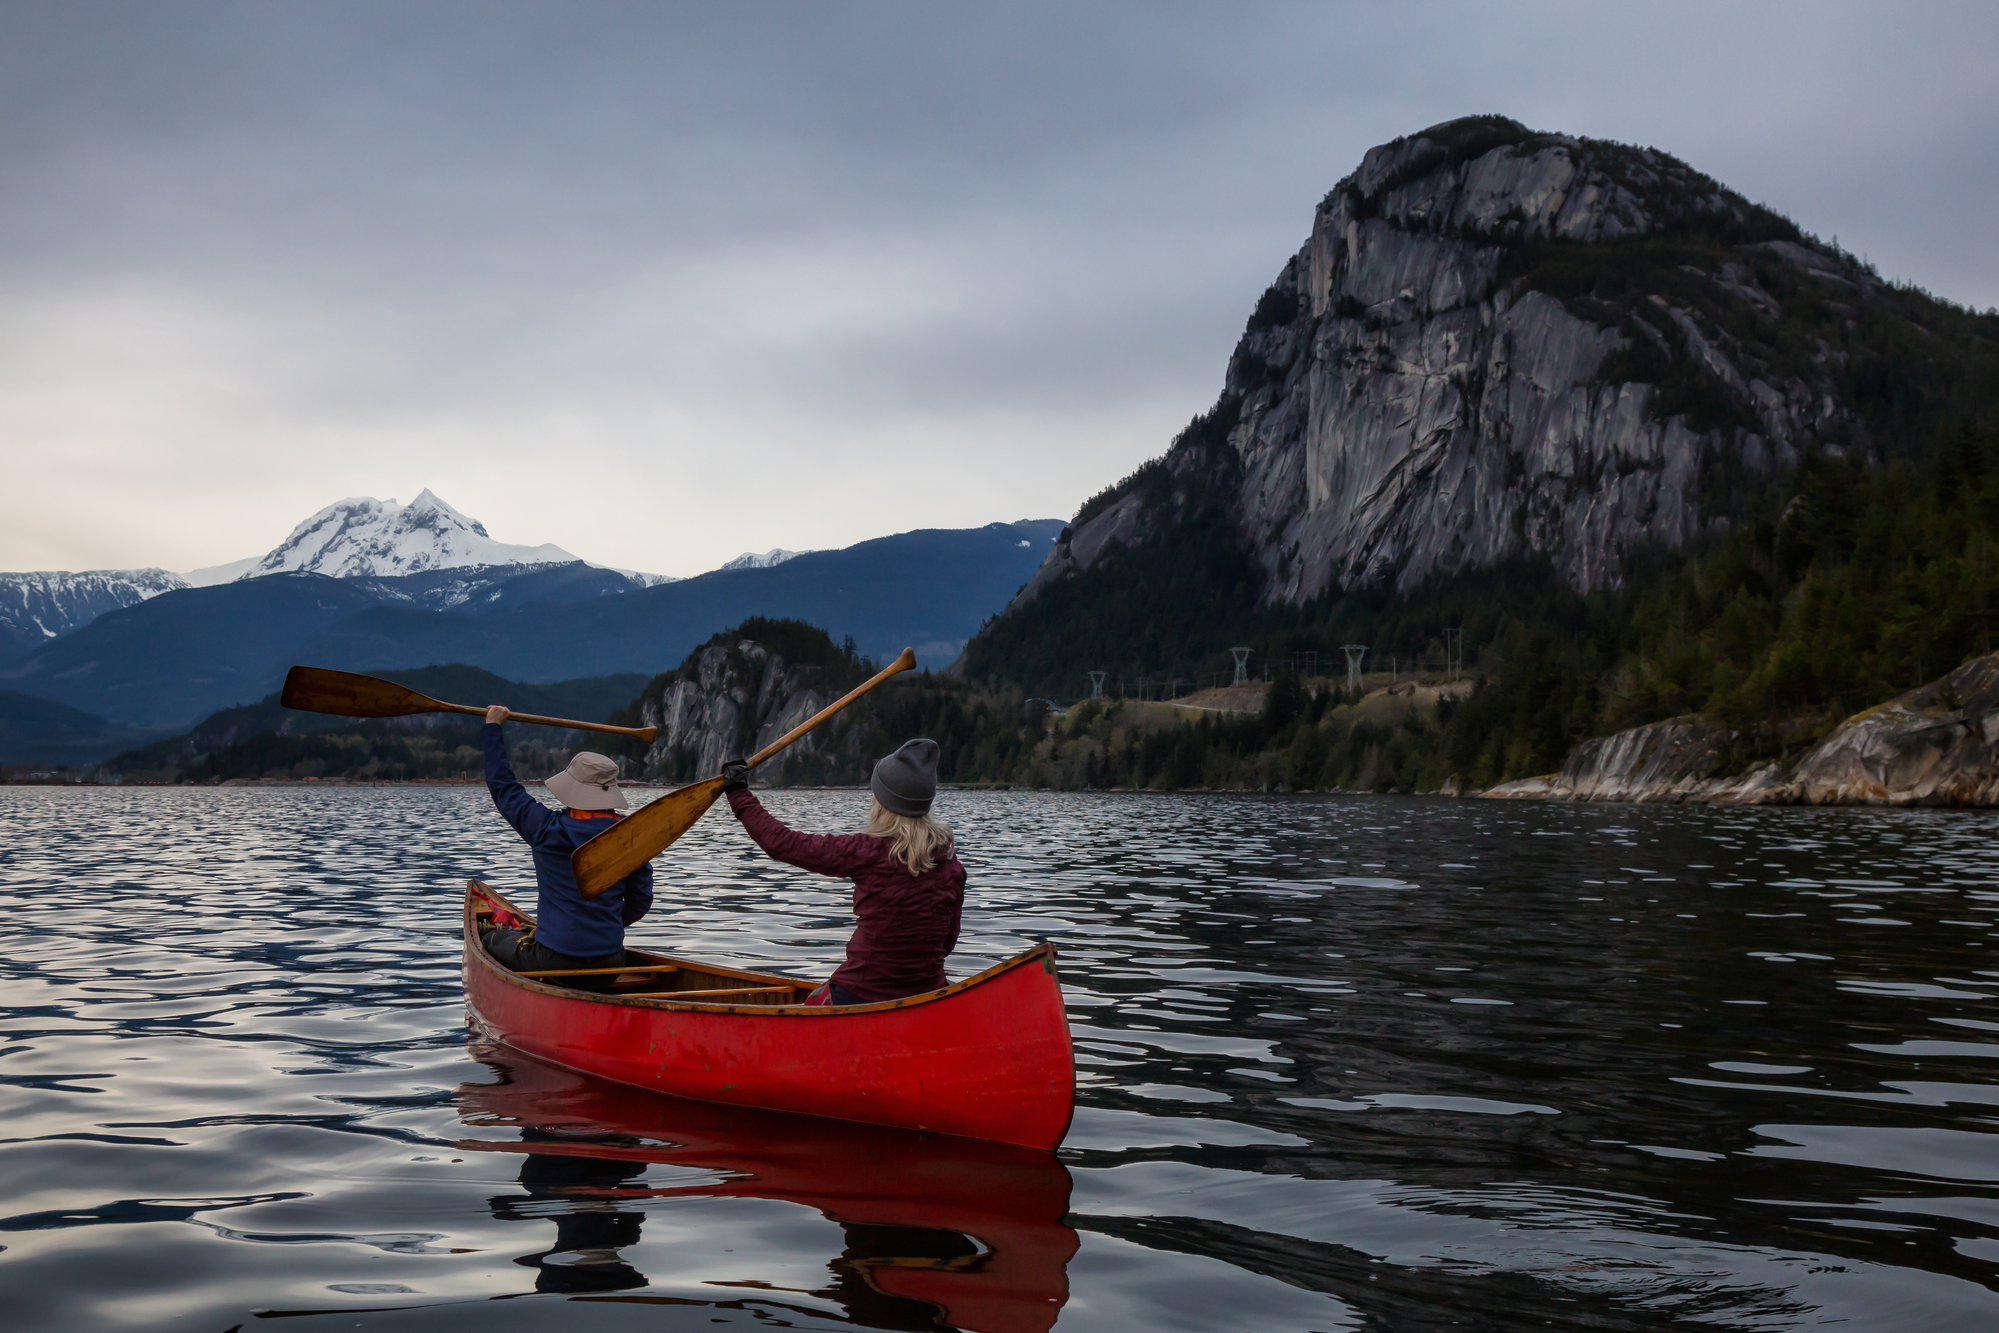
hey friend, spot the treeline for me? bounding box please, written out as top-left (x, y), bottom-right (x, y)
top-left (1310, 421), bottom-right (1997, 786)
top-left (1013, 678), bottom-right (1448, 793)
top-left (128, 717), bottom-right (586, 784)
top-left (105, 662), bottom-right (645, 784)
top-left (1452, 421), bottom-right (1999, 780)
top-left (760, 671), bottom-right (1446, 794)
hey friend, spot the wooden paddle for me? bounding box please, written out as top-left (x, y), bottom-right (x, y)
top-left (570, 647), bottom-right (918, 898)
top-left (280, 666), bottom-right (658, 743)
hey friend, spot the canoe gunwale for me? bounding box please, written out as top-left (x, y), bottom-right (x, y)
top-left (463, 879), bottom-right (1057, 1017)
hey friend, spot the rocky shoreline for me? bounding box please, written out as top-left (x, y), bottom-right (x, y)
top-left (1482, 653), bottom-right (1999, 806)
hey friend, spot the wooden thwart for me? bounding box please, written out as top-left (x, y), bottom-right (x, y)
top-left (617, 985), bottom-right (801, 1000)
top-left (515, 964), bottom-right (684, 979)
top-left (510, 963), bottom-right (807, 999)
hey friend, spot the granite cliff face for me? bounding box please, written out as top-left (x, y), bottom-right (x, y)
top-left (631, 636), bottom-right (852, 782)
top-left (1014, 116), bottom-right (1878, 611)
top-left (1482, 653), bottom-right (1999, 806)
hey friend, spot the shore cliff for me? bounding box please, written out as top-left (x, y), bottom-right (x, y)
top-left (1482, 652), bottom-right (1999, 806)
top-left (633, 636), bottom-right (845, 781)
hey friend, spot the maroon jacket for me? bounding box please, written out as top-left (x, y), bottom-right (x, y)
top-left (728, 789), bottom-right (965, 1002)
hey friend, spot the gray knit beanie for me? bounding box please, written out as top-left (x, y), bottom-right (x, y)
top-left (870, 738), bottom-right (940, 817)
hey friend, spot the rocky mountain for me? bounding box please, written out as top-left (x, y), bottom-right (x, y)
top-left (244, 488), bottom-right (583, 579)
top-left (972, 116), bottom-right (1998, 693)
top-left (719, 548), bottom-right (808, 572)
top-left (622, 621), bottom-right (863, 782)
top-left (0, 568), bottom-right (188, 658)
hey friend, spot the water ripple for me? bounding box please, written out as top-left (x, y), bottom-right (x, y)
top-left (2, 785), bottom-right (1998, 1329)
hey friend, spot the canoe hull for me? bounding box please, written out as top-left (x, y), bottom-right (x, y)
top-left (462, 882), bottom-right (1075, 1150)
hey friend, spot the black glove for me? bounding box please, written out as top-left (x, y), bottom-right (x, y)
top-left (721, 761), bottom-right (750, 793)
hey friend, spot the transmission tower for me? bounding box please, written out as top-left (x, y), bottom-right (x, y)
top-left (1230, 647), bottom-right (1252, 686)
top-left (1341, 644), bottom-right (1368, 694)
top-left (1087, 670), bottom-right (1106, 699)
top-left (1444, 628), bottom-right (1463, 682)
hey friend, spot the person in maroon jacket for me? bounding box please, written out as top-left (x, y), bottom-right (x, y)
top-left (721, 738), bottom-right (964, 1006)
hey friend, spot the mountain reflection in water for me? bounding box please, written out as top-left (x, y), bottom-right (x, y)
top-left (457, 1045), bottom-right (1076, 1331)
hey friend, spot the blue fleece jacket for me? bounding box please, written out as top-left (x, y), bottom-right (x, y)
top-left (483, 723), bottom-right (653, 956)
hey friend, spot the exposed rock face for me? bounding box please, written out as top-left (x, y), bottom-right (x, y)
top-left (1013, 116), bottom-right (1878, 613)
top-left (1482, 653), bottom-right (1999, 806)
top-left (1566, 715), bottom-right (1729, 800)
top-left (634, 639), bottom-right (841, 781)
top-left (1481, 714), bottom-right (1739, 802)
top-left (1749, 654), bottom-right (1999, 805)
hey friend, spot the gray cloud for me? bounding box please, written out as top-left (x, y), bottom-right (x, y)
top-left (4, 2), bottom-right (1995, 575)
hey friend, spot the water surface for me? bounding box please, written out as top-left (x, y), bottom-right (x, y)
top-left (3, 786), bottom-right (1998, 1330)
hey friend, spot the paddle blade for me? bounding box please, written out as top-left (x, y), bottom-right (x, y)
top-left (572, 776), bottom-right (725, 899)
top-left (281, 666), bottom-right (438, 719)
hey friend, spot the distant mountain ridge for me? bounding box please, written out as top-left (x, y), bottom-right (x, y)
top-left (719, 548), bottom-right (808, 571)
top-left (4, 488), bottom-right (676, 649)
top-left (0, 569), bottom-right (189, 659)
top-left (103, 664), bottom-right (650, 780)
top-left (0, 519), bottom-right (1063, 732)
top-left (0, 688), bottom-right (153, 767)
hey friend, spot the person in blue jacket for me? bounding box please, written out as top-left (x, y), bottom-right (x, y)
top-left (480, 704), bottom-right (653, 990)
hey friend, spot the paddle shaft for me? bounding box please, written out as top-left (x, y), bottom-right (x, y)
top-left (281, 665), bottom-right (656, 742)
top-left (440, 699), bottom-right (654, 742)
top-left (569, 646), bottom-right (919, 898)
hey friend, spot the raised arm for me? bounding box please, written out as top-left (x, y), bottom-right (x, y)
top-left (727, 788), bottom-right (882, 877)
top-left (483, 710), bottom-right (554, 846)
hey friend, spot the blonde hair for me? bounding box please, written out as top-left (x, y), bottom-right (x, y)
top-left (866, 798), bottom-right (954, 876)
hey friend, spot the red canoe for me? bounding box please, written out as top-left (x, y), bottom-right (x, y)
top-left (461, 881), bottom-right (1076, 1150)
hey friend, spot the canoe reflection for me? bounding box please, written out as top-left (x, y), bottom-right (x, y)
top-left (457, 1043), bottom-right (1078, 1333)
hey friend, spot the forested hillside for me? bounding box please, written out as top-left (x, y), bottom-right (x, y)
top-left (104, 666), bottom-right (647, 783)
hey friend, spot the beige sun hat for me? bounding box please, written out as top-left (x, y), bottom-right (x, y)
top-left (544, 751), bottom-right (628, 811)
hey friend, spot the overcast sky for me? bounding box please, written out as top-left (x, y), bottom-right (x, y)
top-left (4, 2), bottom-right (1995, 578)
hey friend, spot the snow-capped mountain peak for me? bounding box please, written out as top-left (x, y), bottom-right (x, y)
top-left (719, 548), bottom-right (809, 572)
top-left (246, 490), bottom-right (578, 580)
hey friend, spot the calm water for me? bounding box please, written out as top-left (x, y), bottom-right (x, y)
top-left (3, 787), bottom-right (1999, 1331)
